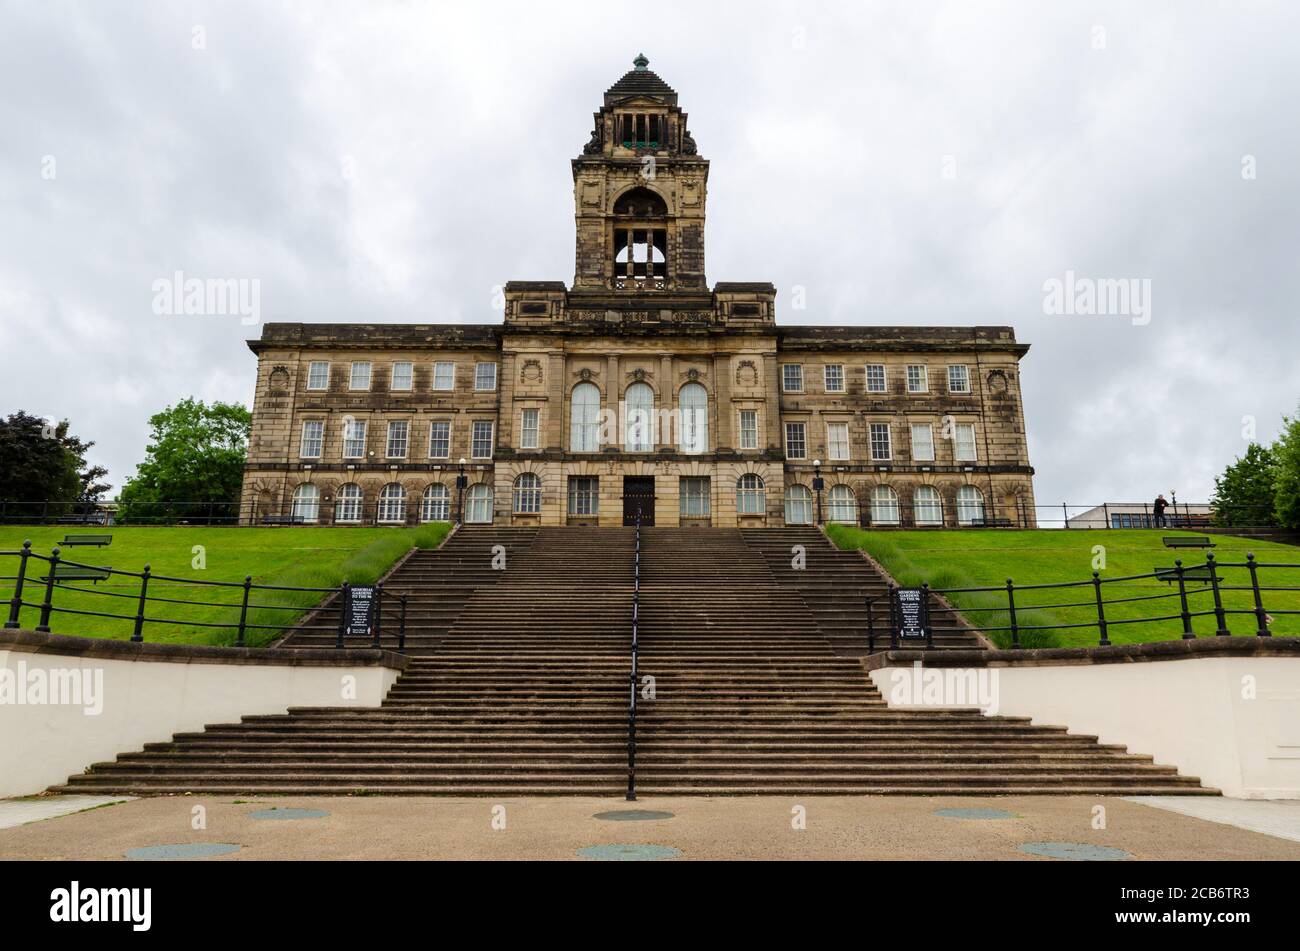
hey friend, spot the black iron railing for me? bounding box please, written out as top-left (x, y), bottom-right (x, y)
top-left (871, 552), bottom-right (1299, 649)
top-left (626, 510), bottom-right (641, 801)
top-left (2, 541), bottom-right (406, 651)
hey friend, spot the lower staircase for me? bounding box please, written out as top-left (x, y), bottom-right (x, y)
top-left (55, 526), bottom-right (1213, 796)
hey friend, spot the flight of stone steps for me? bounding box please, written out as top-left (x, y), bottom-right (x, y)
top-left (742, 527), bottom-right (985, 654)
top-left (54, 526), bottom-right (1213, 796)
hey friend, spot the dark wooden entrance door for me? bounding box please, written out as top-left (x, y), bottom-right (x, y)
top-left (623, 477), bottom-right (655, 526)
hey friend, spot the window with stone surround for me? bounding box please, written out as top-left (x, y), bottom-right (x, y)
top-left (782, 364), bottom-right (803, 392)
top-left (378, 483), bottom-right (406, 523)
top-left (386, 421), bottom-right (409, 458)
top-left (947, 364), bottom-right (970, 394)
top-left (679, 383), bottom-right (708, 454)
top-left (422, 484), bottom-right (450, 522)
top-left (433, 362), bottom-right (455, 391)
top-left (307, 362), bottom-right (330, 390)
top-left (784, 484), bottom-right (812, 525)
top-left (869, 423), bottom-right (892, 461)
top-left (625, 383), bottom-right (654, 451)
top-left (680, 477), bottom-right (710, 517)
top-left (336, 483), bottom-right (363, 523)
top-left (475, 362), bottom-right (497, 391)
top-left (349, 362), bottom-right (372, 391)
top-left (428, 421), bottom-right (450, 459)
top-left (871, 485), bottom-right (900, 525)
top-left (914, 486), bottom-right (943, 526)
top-left (391, 362), bottom-right (413, 391)
top-left (343, 419), bottom-right (367, 458)
top-left (865, 364), bottom-right (886, 393)
top-left (519, 409), bottom-right (539, 450)
top-left (514, 473), bottom-right (542, 514)
top-left (737, 474), bottom-right (766, 515)
top-left (568, 476), bottom-right (599, 516)
top-left (738, 410), bottom-right (758, 450)
top-left (910, 423), bottom-right (935, 462)
top-left (957, 485), bottom-right (985, 525)
top-left (291, 484), bottom-right (319, 523)
top-left (471, 420), bottom-right (494, 459)
top-left (570, 382), bottom-right (601, 452)
top-left (955, 423), bottom-right (978, 462)
top-left (827, 422), bottom-right (850, 461)
top-left (785, 422), bottom-right (807, 459)
top-left (823, 364), bottom-right (845, 393)
top-left (906, 365), bottom-right (927, 393)
top-left (300, 421), bottom-right (323, 458)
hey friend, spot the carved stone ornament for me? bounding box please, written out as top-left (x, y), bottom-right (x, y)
top-left (520, 359), bottom-right (543, 384)
top-left (269, 365), bottom-right (290, 389)
top-left (735, 360), bottom-right (758, 386)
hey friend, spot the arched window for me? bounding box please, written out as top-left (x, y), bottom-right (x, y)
top-left (291, 484), bottom-right (319, 523)
top-left (570, 382), bottom-right (601, 453)
top-left (335, 483), bottom-right (362, 523)
top-left (870, 485), bottom-right (900, 526)
top-left (828, 484), bottom-right (857, 523)
top-left (624, 382), bottom-right (654, 452)
top-left (378, 483), bottom-right (406, 523)
top-left (613, 186), bottom-right (668, 217)
top-left (421, 484), bottom-right (450, 522)
top-left (466, 483), bottom-right (494, 524)
top-left (914, 486), bottom-right (943, 526)
top-left (784, 485), bottom-right (813, 525)
top-left (737, 473), bottom-right (766, 516)
top-left (513, 473), bottom-right (542, 514)
top-left (915, 485), bottom-right (946, 524)
top-left (679, 382), bottom-right (708, 454)
top-left (957, 485), bottom-right (986, 526)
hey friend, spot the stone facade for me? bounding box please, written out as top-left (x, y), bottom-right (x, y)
top-left (241, 57), bottom-right (1037, 529)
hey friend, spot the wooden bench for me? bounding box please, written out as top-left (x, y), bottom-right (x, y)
top-left (41, 564), bottom-right (112, 584)
top-left (1153, 564), bottom-right (1213, 585)
top-left (969, 517), bottom-right (1015, 528)
top-left (260, 515), bottom-right (305, 526)
top-left (54, 514), bottom-right (107, 525)
top-left (59, 534), bottom-right (112, 547)
top-left (1162, 536), bottom-right (1215, 549)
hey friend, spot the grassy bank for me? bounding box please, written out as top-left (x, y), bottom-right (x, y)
top-left (0, 524), bottom-right (451, 646)
top-left (825, 526), bottom-right (1300, 648)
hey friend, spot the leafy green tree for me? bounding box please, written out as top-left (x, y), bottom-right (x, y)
top-left (0, 411), bottom-right (109, 517)
top-left (117, 399), bottom-right (251, 523)
top-left (1211, 443), bottom-right (1276, 526)
top-left (1272, 408), bottom-right (1300, 531)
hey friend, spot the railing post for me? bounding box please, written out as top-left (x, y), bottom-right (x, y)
top-left (1206, 553), bottom-right (1230, 636)
top-left (1005, 578), bottom-right (1020, 649)
top-left (235, 575), bottom-right (252, 647)
top-left (132, 564), bottom-right (151, 643)
top-left (888, 583), bottom-right (898, 649)
top-left (373, 582), bottom-right (384, 649)
top-left (1092, 570), bottom-right (1109, 647)
top-left (5, 540), bottom-right (32, 629)
top-left (866, 596), bottom-right (875, 653)
top-left (1174, 559), bottom-right (1194, 639)
top-left (35, 547), bottom-right (61, 633)
top-left (336, 582), bottom-right (350, 648)
top-left (1062, 502), bottom-right (1069, 528)
top-left (1246, 553), bottom-right (1270, 636)
top-left (398, 594), bottom-right (407, 654)
top-left (1103, 503), bottom-right (1110, 529)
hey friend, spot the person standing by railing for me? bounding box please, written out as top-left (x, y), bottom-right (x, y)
top-left (1153, 493), bottom-right (1169, 528)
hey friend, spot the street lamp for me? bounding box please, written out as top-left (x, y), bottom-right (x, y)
top-left (812, 459), bottom-right (824, 525)
top-left (456, 458), bottom-right (468, 524)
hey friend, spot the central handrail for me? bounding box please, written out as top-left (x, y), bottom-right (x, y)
top-left (626, 509), bottom-right (641, 801)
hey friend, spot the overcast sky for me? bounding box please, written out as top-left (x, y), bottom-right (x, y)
top-left (2, 1), bottom-right (1296, 514)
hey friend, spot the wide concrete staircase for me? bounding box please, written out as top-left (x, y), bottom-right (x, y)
top-left (55, 526), bottom-right (1213, 796)
top-left (742, 526), bottom-right (984, 655)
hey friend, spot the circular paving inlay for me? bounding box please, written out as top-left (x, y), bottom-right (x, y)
top-left (125, 843), bottom-right (242, 861)
top-left (1018, 841), bottom-right (1132, 861)
top-left (593, 810), bottom-right (675, 822)
top-left (935, 808), bottom-right (1017, 820)
top-left (249, 808), bottom-right (330, 821)
top-left (577, 844), bottom-right (682, 861)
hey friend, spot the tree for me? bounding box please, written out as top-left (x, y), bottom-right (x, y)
top-left (1272, 408), bottom-right (1300, 531)
top-left (1211, 443), bottom-right (1276, 526)
top-left (0, 411), bottom-right (111, 517)
top-left (117, 399), bottom-right (252, 523)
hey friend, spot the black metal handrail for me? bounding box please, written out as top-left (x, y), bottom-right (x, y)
top-left (873, 551), bottom-right (1299, 649)
top-left (2, 541), bottom-right (407, 652)
top-left (626, 509), bottom-right (641, 801)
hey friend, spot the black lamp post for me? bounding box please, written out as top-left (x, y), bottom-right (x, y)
top-left (455, 458), bottom-right (468, 524)
top-left (812, 459), bottom-right (824, 525)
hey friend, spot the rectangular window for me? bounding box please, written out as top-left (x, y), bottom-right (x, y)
top-left (307, 362), bottom-right (330, 391)
top-left (343, 419), bottom-right (367, 458)
top-left (910, 423), bottom-right (935, 462)
top-left (827, 422), bottom-right (850, 461)
top-left (433, 361), bottom-right (455, 391)
top-left (386, 420), bottom-right (409, 458)
top-left (471, 420), bottom-right (494, 459)
top-left (738, 410), bottom-right (758, 450)
top-left (865, 364), bottom-right (886, 393)
top-left (870, 423), bottom-right (892, 461)
top-left (955, 423), bottom-right (977, 462)
top-left (782, 364), bottom-right (804, 392)
top-left (428, 421), bottom-right (450, 459)
top-left (823, 364), bottom-right (845, 393)
top-left (948, 365), bottom-right (970, 394)
top-left (475, 362), bottom-right (497, 391)
top-left (680, 477), bottom-right (711, 517)
top-left (906, 365), bottom-right (927, 393)
top-left (568, 476), bottom-right (599, 516)
top-left (391, 362), bottom-right (413, 391)
top-left (785, 422), bottom-right (807, 459)
top-left (520, 409), bottom-right (539, 450)
top-left (300, 421), bottom-right (323, 458)
top-left (349, 362), bottom-right (372, 391)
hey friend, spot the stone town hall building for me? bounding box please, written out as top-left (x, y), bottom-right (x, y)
top-left (241, 57), bottom-right (1037, 529)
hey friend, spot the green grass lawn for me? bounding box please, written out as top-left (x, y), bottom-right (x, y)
top-left (0, 524), bottom-right (451, 647)
top-left (825, 526), bottom-right (1300, 649)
